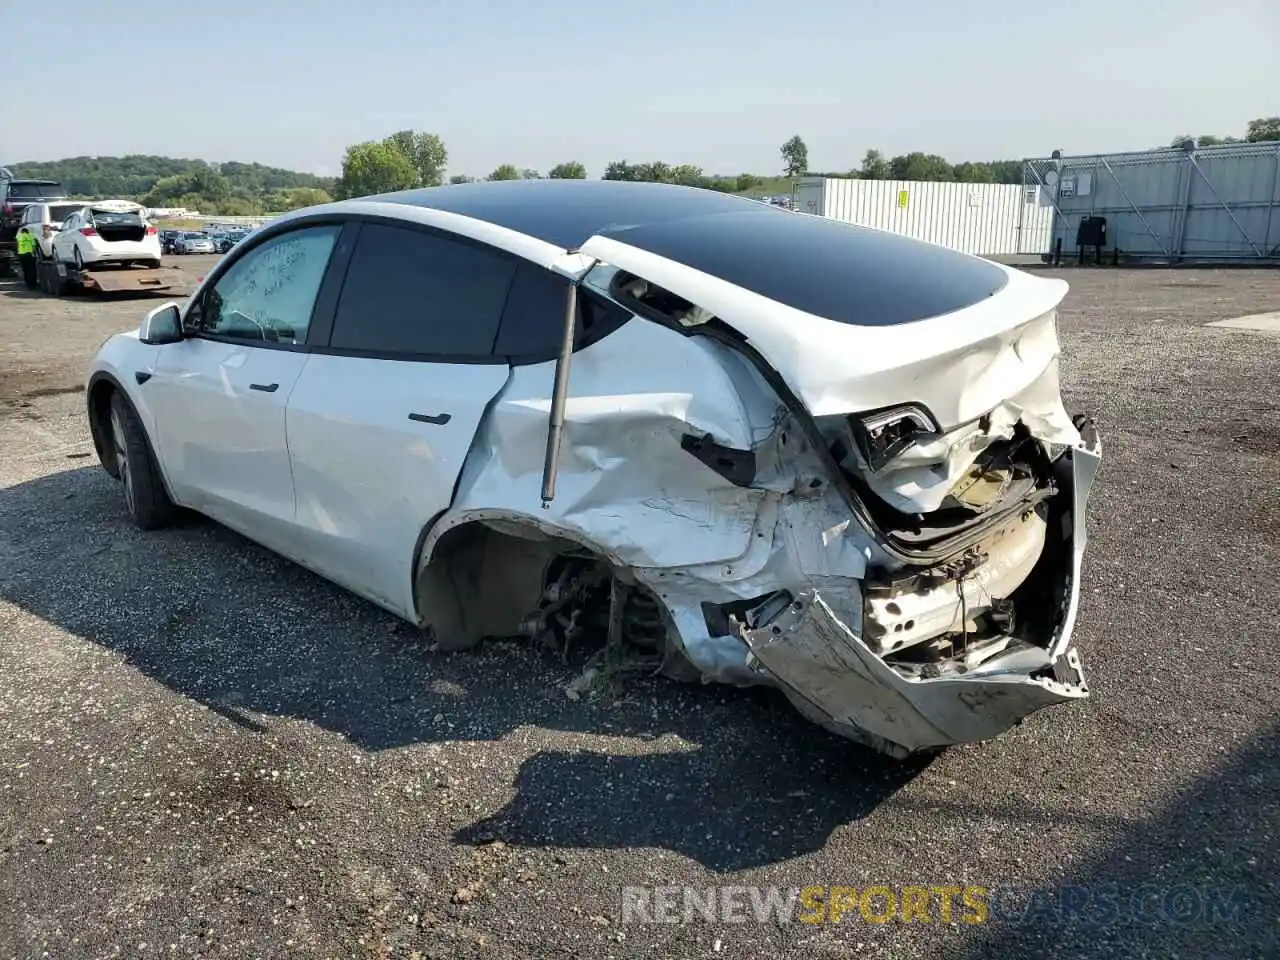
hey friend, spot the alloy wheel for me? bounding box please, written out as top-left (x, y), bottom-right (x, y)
top-left (110, 408), bottom-right (135, 516)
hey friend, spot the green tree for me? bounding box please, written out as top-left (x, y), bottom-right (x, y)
top-left (449, 175), bottom-right (476, 184)
top-left (985, 160), bottom-right (1024, 184)
top-left (860, 149), bottom-right (890, 180)
top-left (487, 164), bottom-right (521, 181)
top-left (548, 161), bottom-right (588, 179)
top-left (953, 161), bottom-right (995, 183)
top-left (521, 168), bottom-right (543, 179)
top-left (1246, 117), bottom-right (1280, 142)
top-left (669, 164), bottom-right (706, 187)
top-left (383, 130), bottom-right (447, 187)
top-left (264, 187), bottom-right (332, 211)
top-left (735, 173), bottom-right (762, 192)
top-left (336, 141), bottom-right (418, 199)
top-left (780, 136), bottom-right (808, 176)
top-left (216, 197), bottom-right (260, 216)
top-left (890, 152), bottom-right (955, 181)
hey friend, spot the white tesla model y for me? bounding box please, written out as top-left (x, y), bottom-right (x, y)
top-left (86, 180), bottom-right (1102, 757)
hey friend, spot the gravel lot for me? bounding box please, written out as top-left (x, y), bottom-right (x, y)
top-left (1, 263), bottom-right (1277, 959)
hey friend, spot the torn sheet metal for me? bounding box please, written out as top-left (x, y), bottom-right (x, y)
top-left (739, 588), bottom-right (1088, 756)
top-left (849, 347), bottom-right (1081, 514)
top-left (735, 436), bottom-right (1099, 755)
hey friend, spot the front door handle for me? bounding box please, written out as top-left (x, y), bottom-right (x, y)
top-left (249, 382), bottom-right (279, 393)
top-left (408, 412), bottom-right (452, 425)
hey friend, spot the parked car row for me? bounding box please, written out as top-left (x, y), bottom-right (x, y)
top-left (160, 228), bottom-right (248, 255)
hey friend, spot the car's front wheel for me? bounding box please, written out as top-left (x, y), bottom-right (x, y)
top-left (109, 392), bottom-right (175, 530)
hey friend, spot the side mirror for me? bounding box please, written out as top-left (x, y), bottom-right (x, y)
top-left (139, 302), bottom-right (183, 345)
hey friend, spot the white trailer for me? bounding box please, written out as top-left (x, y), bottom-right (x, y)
top-left (793, 177), bottom-right (1053, 257)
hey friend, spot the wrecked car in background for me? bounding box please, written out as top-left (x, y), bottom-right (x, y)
top-left (84, 180), bottom-right (1101, 758)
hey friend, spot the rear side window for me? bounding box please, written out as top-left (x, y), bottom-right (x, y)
top-left (494, 262), bottom-right (633, 363)
top-left (330, 222), bottom-right (516, 358)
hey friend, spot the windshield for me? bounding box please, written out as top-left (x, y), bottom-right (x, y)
top-left (8, 182), bottom-right (66, 200)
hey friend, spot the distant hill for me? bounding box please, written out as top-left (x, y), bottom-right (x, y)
top-left (6, 155), bottom-right (337, 215)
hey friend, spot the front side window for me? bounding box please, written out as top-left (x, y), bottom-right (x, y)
top-left (329, 222), bottom-right (516, 358)
top-left (193, 225), bottom-right (339, 345)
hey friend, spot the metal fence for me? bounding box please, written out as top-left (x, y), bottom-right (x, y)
top-left (1020, 141), bottom-right (1280, 262)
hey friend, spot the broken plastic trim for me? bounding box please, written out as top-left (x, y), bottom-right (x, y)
top-left (679, 432), bottom-right (757, 487)
top-left (540, 277), bottom-right (580, 507)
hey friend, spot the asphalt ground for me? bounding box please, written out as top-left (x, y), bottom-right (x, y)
top-left (0, 262), bottom-right (1277, 959)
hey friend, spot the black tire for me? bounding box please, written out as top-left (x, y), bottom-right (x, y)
top-left (108, 391), bottom-right (175, 530)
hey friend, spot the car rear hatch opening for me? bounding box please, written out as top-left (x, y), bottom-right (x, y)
top-left (91, 209), bottom-right (148, 243)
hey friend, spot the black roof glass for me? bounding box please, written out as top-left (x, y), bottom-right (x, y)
top-left (368, 180), bottom-right (1008, 326)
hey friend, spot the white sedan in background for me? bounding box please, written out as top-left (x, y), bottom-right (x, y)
top-left (84, 180), bottom-right (1102, 758)
top-left (52, 199), bottom-right (162, 270)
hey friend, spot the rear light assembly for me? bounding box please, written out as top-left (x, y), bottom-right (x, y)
top-left (853, 404), bottom-right (940, 471)
top-left (80, 227), bottom-right (98, 237)
top-left (145, 226), bottom-right (157, 235)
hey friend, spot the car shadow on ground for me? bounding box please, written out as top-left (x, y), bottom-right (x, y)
top-left (0, 463), bottom-right (932, 871)
top-left (952, 720), bottom-right (1279, 956)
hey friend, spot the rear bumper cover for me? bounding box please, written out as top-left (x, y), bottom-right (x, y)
top-left (737, 432), bottom-right (1102, 756)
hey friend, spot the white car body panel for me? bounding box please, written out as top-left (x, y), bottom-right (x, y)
top-left (148, 338), bottom-right (307, 539)
top-left (85, 186), bottom-right (1104, 758)
top-left (444, 319), bottom-right (777, 567)
top-left (74, 233), bottom-right (162, 264)
top-left (284, 355), bottom-right (513, 616)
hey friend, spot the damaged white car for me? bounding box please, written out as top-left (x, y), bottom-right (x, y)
top-left (85, 180), bottom-right (1101, 757)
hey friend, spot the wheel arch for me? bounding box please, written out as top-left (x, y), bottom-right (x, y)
top-left (85, 370), bottom-right (176, 501)
top-left (409, 508), bottom-right (635, 649)
top-left (86, 371), bottom-right (123, 478)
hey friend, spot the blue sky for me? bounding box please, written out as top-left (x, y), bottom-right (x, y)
top-left (3, 0), bottom-right (1276, 178)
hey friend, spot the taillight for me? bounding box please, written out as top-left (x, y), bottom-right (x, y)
top-left (80, 227), bottom-right (98, 237)
top-left (145, 226), bottom-right (157, 235)
top-left (853, 405), bottom-right (940, 471)
top-left (2, 203), bottom-right (12, 215)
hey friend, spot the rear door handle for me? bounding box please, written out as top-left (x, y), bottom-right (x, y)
top-left (249, 382), bottom-right (279, 393)
top-left (408, 412), bottom-right (452, 425)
